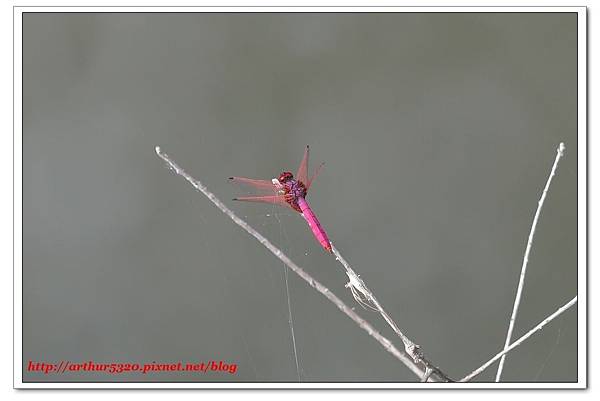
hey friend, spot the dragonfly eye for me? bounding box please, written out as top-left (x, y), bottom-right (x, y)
top-left (278, 171), bottom-right (294, 183)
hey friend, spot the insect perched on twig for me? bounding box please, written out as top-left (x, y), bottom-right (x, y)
top-left (230, 146), bottom-right (332, 253)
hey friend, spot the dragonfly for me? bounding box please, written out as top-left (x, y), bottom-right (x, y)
top-left (230, 146), bottom-right (332, 253)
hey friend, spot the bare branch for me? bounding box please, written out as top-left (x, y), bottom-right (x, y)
top-left (495, 142), bottom-right (566, 382)
top-left (155, 146), bottom-right (439, 381)
top-left (461, 296), bottom-right (577, 382)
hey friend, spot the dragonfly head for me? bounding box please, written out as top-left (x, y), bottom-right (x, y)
top-left (278, 171), bottom-right (294, 183)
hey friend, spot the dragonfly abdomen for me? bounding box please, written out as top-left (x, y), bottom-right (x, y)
top-left (297, 197), bottom-right (332, 253)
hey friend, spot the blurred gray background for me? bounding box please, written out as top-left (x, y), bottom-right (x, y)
top-left (22, 12), bottom-right (578, 383)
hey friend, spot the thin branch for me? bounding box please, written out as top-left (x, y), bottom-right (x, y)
top-left (332, 246), bottom-right (453, 382)
top-left (461, 296), bottom-right (577, 382)
top-left (155, 146), bottom-right (439, 381)
top-left (421, 367), bottom-right (434, 383)
top-left (495, 142), bottom-right (566, 382)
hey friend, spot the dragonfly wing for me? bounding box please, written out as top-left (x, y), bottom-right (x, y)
top-left (229, 176), bottom-right (279, 196)
top-left (296, 145), bottom-right (310, 186)
top-left (230, 177), bottom-right (291, 209)
top-left (233, 195), bottom-right (292, 209)
top-left (307, 162), bottom-right (325, 190)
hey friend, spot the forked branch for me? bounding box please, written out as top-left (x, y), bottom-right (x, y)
top-left (156, 144), bottom-right (573, 384)
top-left (461, 296), bottom-right (577, 382)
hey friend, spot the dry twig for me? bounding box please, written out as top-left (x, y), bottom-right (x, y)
top-left (332, 246), bottom-right (452, 382)
top-left (155, 146), bottom-right (448, 381)
top-left (495, 143), bottom-right (566, 381)
top-left (462, 296), bottom-right (577, 382)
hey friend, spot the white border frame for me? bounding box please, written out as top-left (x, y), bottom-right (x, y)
top-left (13, 6), bottom-right (587, 389)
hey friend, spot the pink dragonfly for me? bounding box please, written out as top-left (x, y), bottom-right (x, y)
top-left (230, 146), bottom-right (332, 253)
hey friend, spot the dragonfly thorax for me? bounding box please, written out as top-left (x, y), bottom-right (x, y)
top-left (277, 172), bottom-right (307, 212)
top-left (284, 179), bottom-right (307, 199)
